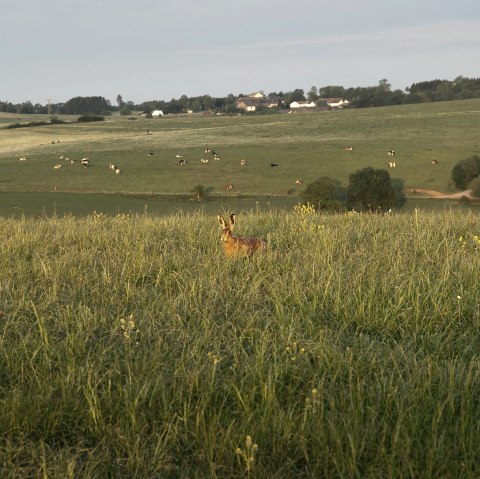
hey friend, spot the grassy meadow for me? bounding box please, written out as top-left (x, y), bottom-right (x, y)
top-left (1, 100), bottom-right (480, 477)
top-left (1, 99), bottom-right (479, 212)
top-left (1, 209), bottom-right (480, 477)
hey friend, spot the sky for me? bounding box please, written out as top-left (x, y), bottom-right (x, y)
top-left (2, 0), bottom-right (480, 105)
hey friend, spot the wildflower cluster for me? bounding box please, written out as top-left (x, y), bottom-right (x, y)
top-left (285, 341), bottom-right (306, 361)
top-left (207, 351), bottom-right (220, 365)
top-left (115, 213), bottom-right (132, 221)
top-left (120, 314), bottom-right (140, 344)
top-left (293, 203), bottom-right (325, 235)
top-left (293, 202), bottom-right (316, 216)
top-left (91, 210), bottom-right (107, 222)
top-left (305, 387), bottom-right (320, 410)
top-left (458, 234), bottom-right (480, 250)
top-left (235, 435), bottom-right (258, 477)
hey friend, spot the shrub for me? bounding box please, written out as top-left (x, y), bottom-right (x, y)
top-left (191, 184), bottom-right (207, 201)
top-left (119, 106), bottom-right (132, 116)
top-left (347, 167), bottom-right (398, 212)
top-left (301, 176), bottom-right (344, 211)
top-left (77, 115), bottom-right (105, 123)
top-left (469, 176), bottom-right (480, 198)
top-left (451, 155), bottom-right (480, 190)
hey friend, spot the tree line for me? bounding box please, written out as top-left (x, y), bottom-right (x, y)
top-left (2, 76), bottom-right (480, 116)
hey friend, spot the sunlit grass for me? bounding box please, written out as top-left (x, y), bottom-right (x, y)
top-left (1, 209), bottom-right (480, 477)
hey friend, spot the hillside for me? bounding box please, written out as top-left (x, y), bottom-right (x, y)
top-left (1, 99), bottom-right (479, 200)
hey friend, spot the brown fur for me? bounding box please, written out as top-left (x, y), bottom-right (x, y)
top-left (218, 214), bottom-right (266, 258)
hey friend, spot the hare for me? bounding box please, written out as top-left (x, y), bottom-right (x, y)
top-left (217, 214), bottom-right (266, 257)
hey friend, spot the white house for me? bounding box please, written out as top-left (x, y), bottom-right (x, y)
top-left (326, 99), bottom-right (350, 108)
top-left (152, 109), bottom-right (164, 117)
top-left (289, 101), bottom-right (316, 109)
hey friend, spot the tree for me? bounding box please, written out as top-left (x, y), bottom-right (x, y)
top-left (119, 106), bottom-right (132, 116)
top-left (301, 177), bottom-right (344, 211)
top-left (142, 105), bottom-right (152, 118)
top-left (62, 96), bottom-right (109, 115)
top-left (307, 86), bottom-right (319, 102)
top-left (451, 155), bottom-right (480, 190)
top-left (191, 184), bottom-right (208, 201)
top-left (117, 94), bottom-right (125, 108)
top-left (283, 89), bottom-right (306, 105)
top-left (347, 167), bottom-right (398, 212)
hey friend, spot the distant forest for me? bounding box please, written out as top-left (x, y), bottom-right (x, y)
top-left (2, 76), bottom-right (480, 116)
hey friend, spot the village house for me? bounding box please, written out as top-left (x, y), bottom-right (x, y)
top-left (289, 100), bottom-right (317, 109)
top-left (235, 92), bottom-right (282, 112)
top-left (318, 98), bottom-right (350, 109)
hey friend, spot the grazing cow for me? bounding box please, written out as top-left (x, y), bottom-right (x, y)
top-left (53, 164), bottom-right (62, 169)
top-left (296, 179), bottom-right (303, 185)
top-left (179, 159), bottom-right (186, 166)
top-left (387, 150), bottom-right (396, 156)
top-left (19, 156), bottom-right (28, 161)
top-left (225, 183), bottom-right (233, 190)
top-left (270, 163), bottom-right (279, 168)
top-left (81, 158), bottom-right (90, 167)
top-left (345, 146), bottom-right (353, 151)
top-left (109, 164), bottom-right (117, 171)
top-left (204, 146), bottom-right (211, 154)
top-left (213, 154), bottom-right (220, 160)
top-left (240, 160), bottom-right (246, 166)
top-left (115, 168), bottom-right (121, 175)
top-left (432, 159), bottom-right (438, 165)
top-left (176, 154), bottom-right (183, 159)
top-left (201, 158), bottom-right (209, 163)
top-left (388, 162), bottom-right (396, 168)
top-left (147, 152), bottom-right (154, 156)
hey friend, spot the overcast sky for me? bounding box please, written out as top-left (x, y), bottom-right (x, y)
top-left (2, 0), bottom-right (480, 105)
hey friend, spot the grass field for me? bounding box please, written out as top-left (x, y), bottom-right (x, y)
top-left (1, 100), bottom-right (479, 209)
top-left (1, 209), bottom-right (480, 477)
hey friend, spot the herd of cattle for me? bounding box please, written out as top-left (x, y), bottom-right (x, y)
top-left (17, 143), bottom-right (439, 192)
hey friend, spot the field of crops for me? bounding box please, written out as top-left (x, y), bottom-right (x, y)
top-left (1, 209), bottom-right (480, 477)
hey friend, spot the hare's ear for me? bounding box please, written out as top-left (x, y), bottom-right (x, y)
top-left (230, 213), bottom-right (236, 229)
top-left (217, 215), bottom-right (227, 228)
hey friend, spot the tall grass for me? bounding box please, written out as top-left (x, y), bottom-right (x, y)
top-left (1, 209), bottom-right (480, 477)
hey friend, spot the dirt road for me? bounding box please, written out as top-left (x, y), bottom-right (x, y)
top-left (404, 188), bottom-right (473, 199)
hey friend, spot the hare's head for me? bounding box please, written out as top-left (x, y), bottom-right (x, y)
top-left (218, 214), bottom-right (236, 242)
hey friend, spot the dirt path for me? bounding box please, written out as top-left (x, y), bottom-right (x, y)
top-left (404, 188), bottom-right (473, 199)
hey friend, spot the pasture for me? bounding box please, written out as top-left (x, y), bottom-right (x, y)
top-left (1, 100), bottom-right (479, 208)
top-left (1, 209), bottom-right (480, 477)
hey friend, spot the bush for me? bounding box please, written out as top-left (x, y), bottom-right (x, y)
top-left (77, 115), bottom-right (105, 123)
top-left (191, 184), bottom-right (207, 201)
top-left (301, 176), bottom-right (343, 211)
top-left (451, 155), bottom-right (480, 190)
top-left (119, 106), bottom-right (132, 116)
top-left (347, 167), bottom-right (398, 212)
top-left (468, 177), bottom-right (480, 198)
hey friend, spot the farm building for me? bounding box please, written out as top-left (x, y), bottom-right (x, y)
top-left (152, 110), bottom-right (164, 117)
top-left (318, 98), bottom-right (350, 109)
top-left (289, 101), bottom-right (317, 109)
top-left (236, 92), bottom-right (282, 112)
